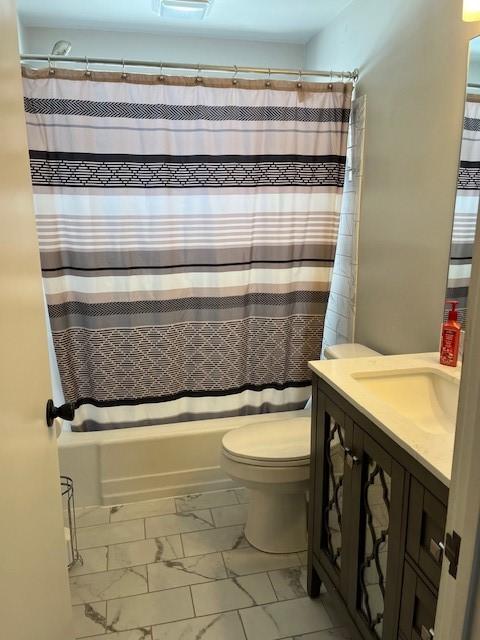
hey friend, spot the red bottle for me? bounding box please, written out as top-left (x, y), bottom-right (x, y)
top-left (440, 300), bottom-right (461, 367)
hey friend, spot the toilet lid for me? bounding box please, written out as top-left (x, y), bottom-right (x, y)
top-left (222, 417), bottom-right (310, 465)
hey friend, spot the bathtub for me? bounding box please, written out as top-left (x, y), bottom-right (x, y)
top-left (58, 409), bottom-right (310, 507)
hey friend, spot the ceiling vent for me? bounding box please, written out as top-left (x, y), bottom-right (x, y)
top-left (152, 0), bottom-right (213, 20)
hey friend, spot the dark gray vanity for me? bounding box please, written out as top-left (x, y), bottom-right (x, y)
top-left (307, 372), bottom-right (452, 640)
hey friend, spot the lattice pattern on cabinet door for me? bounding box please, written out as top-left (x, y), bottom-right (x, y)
top-left (323, 416), bottom-right (346, 569)
top-left (359, 459), bottom-right (391, 639)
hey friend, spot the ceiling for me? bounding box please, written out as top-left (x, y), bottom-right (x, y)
top-left (17, 0), bottom-right (354, 44)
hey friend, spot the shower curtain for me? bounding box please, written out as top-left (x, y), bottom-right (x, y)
top-left (23, 67), bottom-right (352, 431)
top-left (448, 96), bottom-right (480, 328)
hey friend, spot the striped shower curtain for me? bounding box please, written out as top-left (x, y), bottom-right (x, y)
top-left (447, 96), bottom-right (480, 328)
top-left (23, 68), bottom-right (352, 431)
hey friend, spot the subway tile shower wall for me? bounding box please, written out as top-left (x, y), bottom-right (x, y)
top-left (323, 95), bottom-right (366, 354)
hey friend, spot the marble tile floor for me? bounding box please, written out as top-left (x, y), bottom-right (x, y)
top-left (71, 487), bottom-right (352, 640)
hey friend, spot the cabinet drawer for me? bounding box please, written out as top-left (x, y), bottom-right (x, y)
top-left (406, 478), bottom-right (447, 589)
top-left (399, 562), bottom-right (437, 640)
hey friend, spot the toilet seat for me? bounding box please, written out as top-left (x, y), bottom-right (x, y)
top-left (222, 417), bottom-right (310, 467)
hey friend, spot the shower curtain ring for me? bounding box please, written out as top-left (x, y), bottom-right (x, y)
top-left (196, 64), bottom-right (203, 83)
top-left (232, 65), bottom-right (238, 86)
top-left (84, 56), bottom-right (91, 78)
top-left (265, 68), bottom-right (271, 87)
top-left (121, 59), bottom-right (128, 80)
top-left (297, 69), bottom-right (303, 89)
top-left (48, 55), bottom-right (55, 76)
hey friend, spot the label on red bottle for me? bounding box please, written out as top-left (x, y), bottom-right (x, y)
top-left (440, 327), bottom-right (459, 367)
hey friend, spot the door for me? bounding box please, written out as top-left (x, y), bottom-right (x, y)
top-left (0, 3), bottom-right (73, 639)
top-left (434, 176), bottom-right (480, 638)
top-left (348, 429), bottom-right (405, 640)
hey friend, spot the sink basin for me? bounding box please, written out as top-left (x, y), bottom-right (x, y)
top-left (351, 368), bottom-right (459, 434)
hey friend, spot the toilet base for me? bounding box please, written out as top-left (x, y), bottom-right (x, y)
top-left (244, 488), bottom-right (307, 554)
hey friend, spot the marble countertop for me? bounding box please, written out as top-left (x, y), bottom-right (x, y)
top-left (308, 353), bottom-right (461, 487)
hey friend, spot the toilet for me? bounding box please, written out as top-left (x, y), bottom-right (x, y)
top-left (220, 343), bottom-right (381, 553)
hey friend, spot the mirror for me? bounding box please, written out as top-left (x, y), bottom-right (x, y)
top-left (447, 36), bottom-right (480, 329)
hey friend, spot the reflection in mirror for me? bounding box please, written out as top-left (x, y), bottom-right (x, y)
top-left (447, 36), bottom-right (480, 329)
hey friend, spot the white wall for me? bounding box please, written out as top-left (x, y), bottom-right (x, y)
top-left (21, 26), bottom-right (305, 69)
top-left (306, 0), bottom-right (480, 355)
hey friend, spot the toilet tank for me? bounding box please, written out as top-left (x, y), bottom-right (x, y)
top-left (324, 343), bottom-right (381, 360)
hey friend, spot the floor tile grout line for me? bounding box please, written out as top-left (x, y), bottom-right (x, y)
top-left (178, 531), bottom-right (185, 558)
top-left (144, 536), bottom-right (151, 594)
top-left (188, 584), bottom-right (197, 618)
top-left (78, 535), bottom-right (146, 552)
top-left (80, 505), bottom-right (237, 526)
top-left (265, 570), bottom-right (280, 602)
top-left (77, 495), bottom-right (242, 529)
top-left (78, 517), bottom-right (147, 530)
top-left (143, 517), bottom-right (242, 536)
top-left (78, 508), bottom-right (200, 528)
top-left (77, 520), bottom-right (248, 552)
top-left (78, 488), bottom-right (239, 512)
top-left (218, 546), bottom-right (229, 578)
top-left (74, 573), bottom-right (199, 603)
top-left (72, 550), bottom-right (233, 580)
top-left (236, 608), bottom-right (249, 640)
top-left (179, 532), bottom-right (186, 559)
top-left (71, 565), bottom-right (307, 608)
top-left (75, 582), bottom-right (204, 619)
top-left (72, 551), bottom-right (304, 580)
top-left (220, 550), bottom-right (231, 577)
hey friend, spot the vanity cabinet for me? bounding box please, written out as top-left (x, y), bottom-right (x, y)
top-left (308, 376), bottom-right (449, 640)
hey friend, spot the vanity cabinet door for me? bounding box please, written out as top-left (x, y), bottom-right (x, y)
top-left (348, 429), bottom-right (406, 640)
top-left (406, 478), bottom-right (447, 591)
top-left (310, 388), bottom-right (355, 597)
top-left (399, 562), bottom-right (437, 640)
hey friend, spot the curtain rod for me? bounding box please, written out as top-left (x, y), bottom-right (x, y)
top-left (20, 54), bottom-right (359, 82)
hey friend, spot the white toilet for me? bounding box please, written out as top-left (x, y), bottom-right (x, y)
top-left (220, 343), bottom-right (381, 554)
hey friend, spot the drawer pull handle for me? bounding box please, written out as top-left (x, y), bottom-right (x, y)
top-left (429, 538), bottom-right (445, 563)
top-left (344, 448), bottom-right (361, 468)
top-left (421, 625), bottom-right (435, 640)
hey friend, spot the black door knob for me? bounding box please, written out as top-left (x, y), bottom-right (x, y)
top-left (46, 399), bottom-right (75, 427)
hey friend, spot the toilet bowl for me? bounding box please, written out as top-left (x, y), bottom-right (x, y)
top-left (221, 342), bottom-right (382, 554)
top-left (221, 417), bottom-right (310, 553)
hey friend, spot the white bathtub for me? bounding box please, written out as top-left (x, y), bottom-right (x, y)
top-left (58, 409), bottom-right (309, 507)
